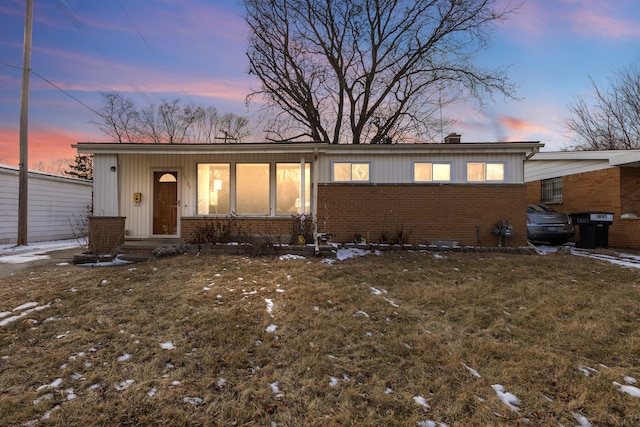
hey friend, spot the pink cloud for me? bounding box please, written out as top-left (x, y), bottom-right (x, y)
top-left (570, 6), bottom-right (640, 39)
top-left (498, 0), bottom-right (640, 42)
top-left (0, 126), bottom-right (98, 168)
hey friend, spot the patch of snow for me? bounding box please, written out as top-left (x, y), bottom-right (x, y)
top-left (117, 353), bottom-right (132, 362)
top-left (33, 393), bottom-right (54, 405)
top-left (114, 379), bottom-right (135, 391)
top-left (463, 364), bottom-right (481, 378)
top-left (370, 287), bottom-right (387, 295)
top-left (183, 397), bottom-right (204, 406)
top-left (13, 302), bottom-right (38, 311)
top-left (384, 297), bottom-right (399, 307)
top-left (491, 384), bottom-right (520, 411)
top-left (413, 396), bottom-right (430, 412)
top-left (417, 421), bottom-right (449, 427)
top-left (279, 254), bottom-right (305, 260)
top-left (265, 324), bottom-right (278, 333)
top-left (625, 376), bottom-right (637, 384)
top-left (37, 378), bottom-right (63, 391)
top-left (265, 298), bottom-right (274, 314)
top-left (147, 387), bottom-right (158, 397)
top-left (577, 365), bottom-right (598, 377)
top-left (160, 341), bottom-right (175, 350)
top-left (613, 381), bottom-right (640, 397)
top-left (336, 248), bottom-right (371, 260)
top-left (353, 310), bottom-right (369, 318)
top-left (573, 412), bottom-right (592, 427)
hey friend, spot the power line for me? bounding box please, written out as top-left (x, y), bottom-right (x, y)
top-left (0, 61), bottom-right (105, 119)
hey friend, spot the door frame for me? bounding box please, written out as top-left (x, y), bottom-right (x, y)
top-left (151, 169), bottom-right (181, 238)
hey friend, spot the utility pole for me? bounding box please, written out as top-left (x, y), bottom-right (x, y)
top-left (18, 0), bottom-right (33, 246)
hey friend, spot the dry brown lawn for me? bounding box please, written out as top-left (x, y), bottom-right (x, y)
top-left (1, 249), bottom-right (640, 426)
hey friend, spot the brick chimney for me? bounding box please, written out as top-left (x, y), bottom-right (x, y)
top-left (444, 133), bottom-right (461, 143)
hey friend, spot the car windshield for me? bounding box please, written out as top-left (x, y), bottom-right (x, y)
top-left (528, 204), bottom-right (556, 213)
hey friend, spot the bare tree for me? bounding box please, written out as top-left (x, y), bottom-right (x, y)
top-left (91, 92), bottom-right (140, 142)
top-left (31, 158), bottom-right (74, 175)
top-left (244, 0), bottom-right (518, 144)
top-left (94, 93), bottom-right (251, 144)
top-left (563, 62), bottom-right (640, 150)
top-left (138, 103), bottom-right (165, 143)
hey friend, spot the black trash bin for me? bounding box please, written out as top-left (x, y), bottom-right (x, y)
top-left (570, 212), bottom-right (614, 249)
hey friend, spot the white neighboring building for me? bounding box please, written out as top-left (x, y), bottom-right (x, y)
top-left (0, 165), bottom-right (93, 245)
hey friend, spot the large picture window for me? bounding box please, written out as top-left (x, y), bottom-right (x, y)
top-left (332, 162), bottom-right (370, 182)
top-left (467, 162), bottom-right (505, 182)
top-left (414, 162), bottom-right (451, 182)
top-left (236, 163), bottom-right (270, 214)
top-left (277, 163), bottom-right (310, 215)
top-left (197, 164), bottom-right (230, 215)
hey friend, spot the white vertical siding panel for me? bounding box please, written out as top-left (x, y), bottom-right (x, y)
top-left (93, 154), bottom-right (118, 216)
top-left (0, 169), bottom-right (19, 244)
top-left (0, 166), bottom-right (92, 244)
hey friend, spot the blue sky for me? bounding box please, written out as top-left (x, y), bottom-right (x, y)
top-left (1, 0), bottom-right (639, 167)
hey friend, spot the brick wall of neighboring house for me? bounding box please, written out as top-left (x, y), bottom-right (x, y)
top-left (527, 167), bottom-right (640, 249)
top-left (317, 183), bottom-right (528, 247)
top-left (88, 216), bottom-right (125, 254)
top-left (181, 216), bottom-right (314, 245)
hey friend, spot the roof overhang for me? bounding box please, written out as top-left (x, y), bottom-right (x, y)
top-left (528, 150), bottom-right (640, 167)
top-left (73, 141), bottom-right (543, 156)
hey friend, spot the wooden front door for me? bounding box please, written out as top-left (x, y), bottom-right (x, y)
top-left (153, 171), bottom-right (178, 235)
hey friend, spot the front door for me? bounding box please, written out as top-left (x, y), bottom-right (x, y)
top-left (153, 171), bottom-right (178, 235)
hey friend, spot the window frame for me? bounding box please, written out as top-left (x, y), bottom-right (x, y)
top-left (196, 161), bottom-right (312, 217)
top-left (196, 163), bottom-right (231, 216)
top-left (331, 161), bottom-right (371, 183)
top-left (541, 177), bottom-right (563, 204)
top-left (465, 161), bottom-right (506, 183)
top-left (412, 161), bottom-right (452, 183)
top-left (275, 162), bottom-right (311, 216)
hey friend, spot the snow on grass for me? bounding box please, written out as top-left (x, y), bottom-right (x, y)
top-left (279, 254), bottom-right (305, 261)
top-left (463, 364), bottom-right (482, 378)
top-left (613, 381), bottom-right (640, 397)
top-left (491, 384), bottom-right (521, 411)
top-left (413, 395), bottom-right (431, 412)
top-left (117, 353), bottom-right (132, 362)
top-left (265, 298), bottom-right (274, 315)
top-left (0, 303), bottom-right (51, 327)
top-left (265, 324), bottom-right (278, 333)
top-left (114, 380), bottom-right (135, 391)
top-left (159, 341), bottom-right (175, 350)
top-left (573, 412), bottom-right (592, 427)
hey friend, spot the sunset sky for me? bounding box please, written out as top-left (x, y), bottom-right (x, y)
top-left (1, 0), bottom-right (639, 168)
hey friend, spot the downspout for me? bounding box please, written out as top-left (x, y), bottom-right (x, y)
top-left (525, 146), bottom-right (540, 160)
top-left (312, 148), bottom-right (319, 253)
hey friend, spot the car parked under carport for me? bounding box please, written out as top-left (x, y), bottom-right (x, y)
top-left (527, 204), bottom-right (575, 244)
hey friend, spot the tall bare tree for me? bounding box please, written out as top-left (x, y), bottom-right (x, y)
top-left (244, 0), bottom-right (518, 144)
top-left (563, 62), bottom-right (640, 150)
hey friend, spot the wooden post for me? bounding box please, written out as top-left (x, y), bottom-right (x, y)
top-left (17, 0), bottom-right (33, 246)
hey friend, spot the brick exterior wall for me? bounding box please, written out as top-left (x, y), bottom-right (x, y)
top-left (317, 183), bottom-right (528, 247)
top-left (88, 216), bottom-right (125, 254)
top-left (526, 167), bottom-right (640, 249)
top-left (181, 216), bottom-right (314, 244)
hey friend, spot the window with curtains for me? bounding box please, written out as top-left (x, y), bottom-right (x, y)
top-left (413, 162), bottom-right (451, 182)
top-left (196, 162), bottom-right (311, 216)
top-left (466, 162), bottom-right (505, 182)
